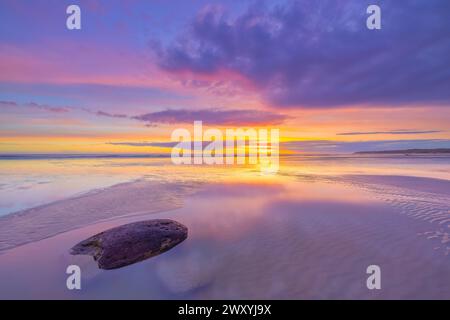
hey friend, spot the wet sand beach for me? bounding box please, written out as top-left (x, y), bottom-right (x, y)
top-left (0, 156), bottom-right (449, 299)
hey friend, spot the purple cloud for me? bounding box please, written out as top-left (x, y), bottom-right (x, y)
top-left (3, 99), bottom-right (284, 128)
top-left (0, 100), bottom-right (69, 113)
top-left (108, 141), bottom-right (177, 148)
top-left (156, 0), bottom-right (450, 108)
top-left (1, 100), bottom-right (133, 118)
top-left (0, 101), bottom-right (17, 107)
top-left (95, 110), bottom-right (128, 118)
top-left (26, 102), bottom-right (69, 113)
top-left (133, 108), bottom-right (287, 125)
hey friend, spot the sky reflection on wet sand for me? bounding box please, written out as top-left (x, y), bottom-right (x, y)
top-left (0, 162), bottom-right (449, 299)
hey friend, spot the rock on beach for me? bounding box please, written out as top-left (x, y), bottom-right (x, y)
top-left (70, 219), bottom-right (188, 269)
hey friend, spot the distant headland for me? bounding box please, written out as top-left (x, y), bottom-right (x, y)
top-left (354, 148), bottom-right (450, 155)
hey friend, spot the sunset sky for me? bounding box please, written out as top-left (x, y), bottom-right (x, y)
top-left (1, 0), bottom-right (449, 154)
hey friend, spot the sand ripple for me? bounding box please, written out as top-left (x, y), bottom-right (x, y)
top-left (340, 175), bottom-right (450, 255)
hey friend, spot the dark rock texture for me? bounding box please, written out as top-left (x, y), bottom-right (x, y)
top-left (70, 219), bottom-right (188, 269)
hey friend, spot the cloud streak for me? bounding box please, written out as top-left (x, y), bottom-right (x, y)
top-left (337, 130), bottom-right (443, 136)
top-left (133, 108), bottom-right (287, 126)
top-left (1, 98), bottom-right (285, 127)
top-left (107, 141), bottom-right (176, 148)
top-left (0, 100), bottom-right (69, 113)
top-left (95, 111), bottom-right (128, 119)
top-left (109, 139), bottom-right (450, 155)
top-left (284, 139), bottom-right (450, 153)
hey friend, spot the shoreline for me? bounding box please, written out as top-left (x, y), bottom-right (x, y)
top-left (1, 173), bottom-right (449, 253)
